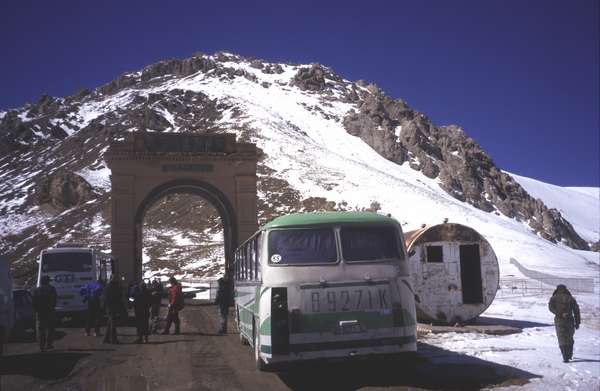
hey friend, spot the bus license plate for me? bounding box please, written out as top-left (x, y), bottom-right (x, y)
top-left (336, 320), bottom-right (364, 334)
top-left (303, 286), bottom-right (390, 313)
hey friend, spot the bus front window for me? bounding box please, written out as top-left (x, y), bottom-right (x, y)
top-left (340, 226), bottom-right (402, 262)
top-left (41, 253), bottom-right (93, 273)
top-left (268, 228), bottom-right (337, 265)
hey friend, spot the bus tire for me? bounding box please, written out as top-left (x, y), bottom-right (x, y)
top-left (236, 307), bottom-right (247, 345)
top-left (239, 331), bottom-right (248, 345)
top-left (254, 319), bottom-right (267, 371)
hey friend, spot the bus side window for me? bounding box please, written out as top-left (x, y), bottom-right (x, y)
top-left (243, 246), bottom-right (248, 280)
top-left (240, 248), bottom-right (244, 280)
top-left (247, 242), bottom-right (254, 280)
top-left (233, 252), bottom-right (236, 280)
top-left (255, 234), bottom-right (261, 281)
top-left (237, 250), bottom-right (242, 280)
top-left (251, 239), bottom-right (257, 281)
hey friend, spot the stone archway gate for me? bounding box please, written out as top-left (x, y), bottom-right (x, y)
top-left (105, 132), bottom-right (258, 283)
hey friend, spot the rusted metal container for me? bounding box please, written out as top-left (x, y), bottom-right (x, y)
top-left (405, 223), bottom-right (499, 324)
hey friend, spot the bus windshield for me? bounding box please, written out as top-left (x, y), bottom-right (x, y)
top-left (268, 228), bottom-right (337, 265)
top-left (41, 252), bottom-right (93, 273)
top-left (340, 226), bottom-right (401, 262)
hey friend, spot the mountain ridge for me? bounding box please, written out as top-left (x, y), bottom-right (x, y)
top-left (0, 51), bottom-right (596, 282)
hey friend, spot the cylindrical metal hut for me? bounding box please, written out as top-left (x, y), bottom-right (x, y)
top-left (405, 223), bottom-right (499, 324)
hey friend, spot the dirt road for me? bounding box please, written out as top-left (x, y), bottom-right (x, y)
top-left (0, 300), bottom-right (538, 390)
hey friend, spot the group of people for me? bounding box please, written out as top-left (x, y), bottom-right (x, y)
top-left (126, 277), bottom-right (184, 342)
top-left (31, 274), bottom-right (187, 351)
top-left (33, 275), bottom-right (581, 364)
top-left (105, 276), bottom-right (185, 344)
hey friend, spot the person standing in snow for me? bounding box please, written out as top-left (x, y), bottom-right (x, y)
top-left (548, 284), bottom-right (581, 362)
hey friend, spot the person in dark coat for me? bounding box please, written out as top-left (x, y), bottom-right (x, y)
top-left (150, 278), bottom-right (163, 334)
top-left (102, 277), bottom-right (124, 344)
top-left (215, 276), bottom-right (232, 334)
top-left (548, 284), bottom-right (581, 362)
top-left (133, 281), bottom-right (152, 343)
top-left (162, 277), bottom-right (184, 335)
top-left (80, 278), bottom-right (104, 337)
top-left (32, 275), bottom-right (57, 352)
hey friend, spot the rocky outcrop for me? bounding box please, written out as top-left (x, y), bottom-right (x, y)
top-left (342, 86), bottom-right (590, 250)
top-left (291, 64), bottom-right (342, 92)
top-left (98, 53), bottom-right (265, 96)
top-left (128, 107), bottom-right (172, 132)
top-left (262, 64), bottom-right (284, 75)
top-left (35, 171), bottom-right (94, 209)
top-left (343, 86), bottom-right (409, 164)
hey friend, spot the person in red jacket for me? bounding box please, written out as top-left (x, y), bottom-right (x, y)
top-left (162, 277), bottom-right (184, 335)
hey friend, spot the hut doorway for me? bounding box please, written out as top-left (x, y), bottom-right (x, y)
top-left (459, 244), bottom-right (484, 304)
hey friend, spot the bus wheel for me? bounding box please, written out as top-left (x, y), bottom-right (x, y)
top-left (236, 308), bottom-right (247, 345)
top-left (254, 320), bottom-right (266, 371)
top-left (239, 331), bottom-right (248, 345)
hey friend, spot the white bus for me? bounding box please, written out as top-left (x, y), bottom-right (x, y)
top-left (234, 212), bottom-right (417, 370)
top-left (37, 245), bottom-right (114, 316)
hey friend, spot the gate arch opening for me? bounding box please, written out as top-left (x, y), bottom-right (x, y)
top-left (106, 132), bottom-right (258, 284)
top-left (134, 179), bottom-right (237, 280)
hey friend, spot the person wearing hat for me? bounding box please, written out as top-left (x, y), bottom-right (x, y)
top-left (548, 284), bottom-right (581, 362)
top-left (32, 275), bottom-right (57, 352)
top-left (162, 276), bottom-right (184, 335)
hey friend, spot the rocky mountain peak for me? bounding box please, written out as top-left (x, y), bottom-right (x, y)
top-left (0, 51), bottom-right (593, 283)
top-left (342, 89), bottom-right (590, 250)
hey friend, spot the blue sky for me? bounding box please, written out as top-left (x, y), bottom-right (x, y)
top-left (1, 0), bottom-right (598, 186)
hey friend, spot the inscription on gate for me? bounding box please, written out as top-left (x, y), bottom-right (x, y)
top-left (161, 164), bottom-right (214, 172)
top-left (144, 134), bottom-right (230, 153)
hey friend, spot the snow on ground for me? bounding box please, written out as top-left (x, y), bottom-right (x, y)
top-left (423, 291), bottom-right (600, 390)
top-left (76, 165), bottom-right (111, 191)
top-left (180, 282), bottom-right (214, 300)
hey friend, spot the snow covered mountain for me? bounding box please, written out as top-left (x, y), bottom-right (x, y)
top-left (0, 51), bottom-right (597, 283)
top-left (510, 172), bottom-right (599, 246)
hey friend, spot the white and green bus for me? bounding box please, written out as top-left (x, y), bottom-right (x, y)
top-left (234, 212), bottom-right (417, 370)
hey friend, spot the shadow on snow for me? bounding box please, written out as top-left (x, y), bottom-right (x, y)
top-left (476, 316), bottom-right (552, 328)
